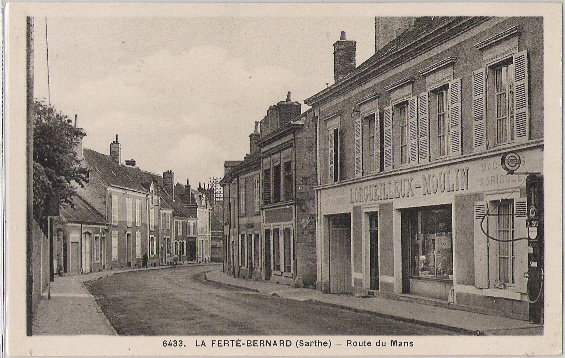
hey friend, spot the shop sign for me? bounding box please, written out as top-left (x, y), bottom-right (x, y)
top-left (349, 167), bottom-right (469, 204)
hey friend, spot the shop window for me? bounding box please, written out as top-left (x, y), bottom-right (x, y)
top-left (283, 227), bottom-right (292, 273)
top-left (410, 206), bottom-right (453, 280)
top-left (272, 228), bottom-right (280, 271)
top-left (496, 200), bottom-right (515, 285)
top-left (283, 161), bottom-right (293, 201)
top-left (263, 168), bottom-right (271, 204)
top-left (272, 164), bottom-right (281, 203)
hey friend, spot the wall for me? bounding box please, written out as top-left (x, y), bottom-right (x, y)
top-left (31, 219), bottom-right (50, 317)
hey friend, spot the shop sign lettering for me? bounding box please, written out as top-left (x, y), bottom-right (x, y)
top-left (349, 167), bottom-right (469, 204)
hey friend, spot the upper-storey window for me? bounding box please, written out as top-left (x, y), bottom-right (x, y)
top-left (493, 60), bottom-right (515, 144)
top-left (436, 86), bottom-right (448, 157)
top-left (111, 194), bottom-right (118, 225)
top-left (356, 97), bottom-right (380, 177)
top-left (262, 167), bottom-right (271, 205)
top-left (272, 163), bottom-right (281, 203)
top-left (254, 175), bottom-right (260, 213)
top-left (473, 35), bottom-right (528, 151)
top-left (397, 102), bottom-right (409, 165)
top-left (239, 179), bottom-right (246, 216)
top-left (283, 161), bottom-right (293, 201)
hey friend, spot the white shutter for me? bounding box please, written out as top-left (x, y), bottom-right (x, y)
top-left (417, 92), bottom-right (430, 163)
top-left (135, 199), bottom-right (141, 226)
top-left (136, 232), bottom-right (141, 258)
top-left (474, 202), bottom-right (489, 288)
top-left (408, 96), bottom-right (418, 164)
top-left (383, 106), bottom-right (393, 170)
top-left (448, 78), bottom-right (462, 156)
top-left (112, 231), bottom-right (118, 261)
top-left (472, 68), bottom-right (487, 151)
top-left (513, 51), bottom-right (529, 143)
top-left (374, 110), bottom-right (381, 172)
top-left (126, 197), bottom-right (132, 227)
top-left (514, 199), bottom-right (528, 293)
top-left (354, 116), bottom-right (363, 177)
top-left (328, 129), bottom-right (335, 182)
top-left (112, 194), bottom-right (118, 225)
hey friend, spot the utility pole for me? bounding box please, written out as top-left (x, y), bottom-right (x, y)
top-left (26, 16), bottom-right (35, 336)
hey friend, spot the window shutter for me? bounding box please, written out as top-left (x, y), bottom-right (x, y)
top-left (136, 231), bottom-right (141, 258)
top-left (374, 110), bottom-right (381, 172)
top-left (514, 198), bottom-right (528, 293)
top-left (354, 116), bottom-right (363, 177)
top-left (408, 96), bottom-right (418, 164)
top-left (328, 129), bottom-right (335, 182)
top-left (383, 106), bottom-right (393, 170)
top-left (448, 78), bottom-right (462, 156)
top-left (474, 202), bottom-right (489, 288)
top-left (417, 92), bottom-right (429, 163)
top-left (472, 68), bottom-right (487, 151)
top-left (513, 50), bottom-right (529, 143)
top-left (112, 231), bottom-right (118, 260)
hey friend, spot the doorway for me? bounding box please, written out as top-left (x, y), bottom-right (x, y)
top-left (264, 229), bottom-right (271, 280)
top-left (71, 242), bottom-right (79, 273)
top-left (329, 214), bottom-right (352, 294)
top-left (126, 232), bottom-right (132, 267)
top-left (368, 213), bottom-right (379, 291)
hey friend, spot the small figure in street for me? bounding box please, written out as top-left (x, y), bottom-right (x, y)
top-left (142, 253), bottom-right (148, 268)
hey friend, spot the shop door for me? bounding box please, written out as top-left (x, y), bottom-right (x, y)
top-left (329, 215), bottom-right (351, 294)
top-left (264, 229), bottom-right (271, 280)
top-left (71, 242), bottom-right (79, 273)
top-left (369, 213), bottom-right (379, 290)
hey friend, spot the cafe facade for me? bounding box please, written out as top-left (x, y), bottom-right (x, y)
top-left (306, 16), bottom-right (543, 319)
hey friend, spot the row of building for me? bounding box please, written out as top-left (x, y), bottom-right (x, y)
top-left (53, 134), bottom-right (223, 276)
top-left (221, 16), bottom-right (543, 320)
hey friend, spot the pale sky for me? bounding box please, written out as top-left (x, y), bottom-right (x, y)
top-left (32, 16), bottom-right (375, 186)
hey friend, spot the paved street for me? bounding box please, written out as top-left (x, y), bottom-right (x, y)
top-left (84, 264), bottom-right (453, 335)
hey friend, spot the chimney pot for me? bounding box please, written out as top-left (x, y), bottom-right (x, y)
top-left (340, 31), bottom-right (346, 40)
top-left (286, 91), bottom-right (292, 101)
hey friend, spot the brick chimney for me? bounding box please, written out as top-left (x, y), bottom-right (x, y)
top-left (249, 121), bottom-right (260, 155)
top-left (334, 31), bottom-right (356, 83)
top-left (163, 170), bottom-right (174, 200)
top-left (110, 134), bottom-right (121, 164)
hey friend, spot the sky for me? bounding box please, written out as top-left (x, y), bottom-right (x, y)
top-left (32, 16), bottom-right (375, 186)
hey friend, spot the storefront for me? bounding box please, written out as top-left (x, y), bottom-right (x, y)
top-left (316, 143), bottom-right (542, 319)
top-left (263, 205), bottom-right (295, 285)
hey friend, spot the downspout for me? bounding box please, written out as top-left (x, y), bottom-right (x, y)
top-left (293, 128), bottom-right (298, 281)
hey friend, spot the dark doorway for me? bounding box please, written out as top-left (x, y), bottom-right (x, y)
top-left (369, 213), bottom-right (379, 290)
top-left (401, 212), bottom-right (416, 294)
top-left (329, 214), bottom-right (352, 294)
top-left (264, 229), bottom-right (271, 280)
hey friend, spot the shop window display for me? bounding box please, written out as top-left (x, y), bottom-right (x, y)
top-left (411, 207), bottom-right (453, 280)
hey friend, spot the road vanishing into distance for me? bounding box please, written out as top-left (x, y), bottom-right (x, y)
top-left (85, 265), bottom-right (454, 336)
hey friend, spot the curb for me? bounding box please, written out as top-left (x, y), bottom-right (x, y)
top-left (203, 272), bottom-right (260, 293)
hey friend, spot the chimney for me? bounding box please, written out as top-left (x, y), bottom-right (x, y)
top-left (333, 31), bottom-right (356, 83)
top-left (374, 17), bottom-right (416, 53)
top-left (249, 121), bottom-right (260, 155)
top-left (163, 170), bottom-right (174, 200)
top-left (185, 179), bottom-right (193, 204)
top-left (110, 134), bottom-right (121, 164)
top-left (276, 92), bottom-right (301, 127)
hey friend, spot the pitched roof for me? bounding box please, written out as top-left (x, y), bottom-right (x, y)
top-left (60, 194), bottom-right (107, 225)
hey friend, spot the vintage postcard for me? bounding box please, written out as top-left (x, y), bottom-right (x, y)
top-left (4, 2), bottom-right (562, 356)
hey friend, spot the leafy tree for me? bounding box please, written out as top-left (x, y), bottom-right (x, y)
top-left (32, 100), bottom-right (88, 230)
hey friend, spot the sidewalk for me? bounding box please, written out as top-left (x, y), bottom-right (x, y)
top-left (31, 264), bottom-right (183, 335)
top-left (205, 270), bottom-right (544, 336)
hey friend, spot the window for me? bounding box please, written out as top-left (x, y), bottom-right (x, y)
top-left (166, 213), bottom-right (171, 230)
top-left (365, 115), bottom-right (376, 173)
top-left (272, 228), bottom-right (280, 271)
top-left (111, 194), bottom-right (118, 225)
top-left (283, 227), bottom-right (292, 273)
top-left (283, 161), bottom-right (293, 201)
top-left (263, 168), bottom-right (271, 204)
top-left (111, 231), bottom-right (118, 260)
top-left (436, 87), bottom-right (448, 157)
top-left (136, 231), bottom-right (141, 258)
top-left (496, 200), bottom-right (514, 285)
top-left (253, 233), bottom-right (260, 269)
top-left (239, 234), bottom-right (246, 267)
top-left (240, 180), bottom-right (246, 216)
top-left (135, 199), bottom-right (142, 226)
top-left (398, 102), bottom-right (409, 165)
top-left (328, 127), bottom-right (339, 182)
top-left (149, 208), bottom-right (155, 230)
top-left (166, 237), bottom-right (171, 255)
top-left (494, 61), bottom-right (515, 144)
top-left (254, 176), bottom-right (260, 213)
top-left (409, 206), bottom-right (453, 280)
top-left (126, 197), bottom-right (132, 227)
top-left (272, 164), bottom-right (281, 203)
top-left (247, 234), bottom-right (253, 267)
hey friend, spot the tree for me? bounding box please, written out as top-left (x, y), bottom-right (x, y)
top-left (32, 100), bottom-right (88, 230)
